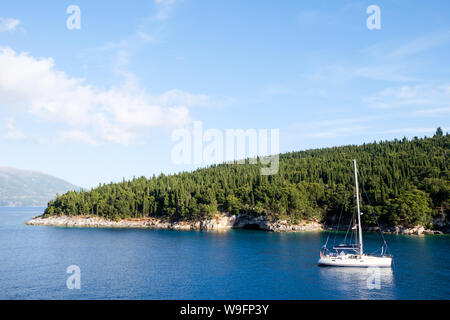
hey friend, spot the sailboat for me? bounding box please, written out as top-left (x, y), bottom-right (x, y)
top-left (318, 160), bottom-right (393, 267)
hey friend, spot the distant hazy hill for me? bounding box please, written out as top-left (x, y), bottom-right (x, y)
top-left (0, 167), bottom-right (79, 207)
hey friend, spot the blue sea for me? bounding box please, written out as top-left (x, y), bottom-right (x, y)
top-left (1, 207), bottom-right (449, 300)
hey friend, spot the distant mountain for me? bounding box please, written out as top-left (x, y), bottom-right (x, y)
top-left (0, 167), bottom-right (79, 207)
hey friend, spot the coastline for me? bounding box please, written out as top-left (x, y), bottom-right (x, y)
top-left (25, 213), bottom-right (446, 235)
top-left (25, 214), bottom-right (324, 233)
top-left (324, 225), bottom-right (444, 235)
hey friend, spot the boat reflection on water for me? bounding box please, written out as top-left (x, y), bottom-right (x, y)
top-left (318, 267), bottom-right (395, 299)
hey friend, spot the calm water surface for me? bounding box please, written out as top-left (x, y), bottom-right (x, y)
top-left (1, 207), bottom-right (449, 300)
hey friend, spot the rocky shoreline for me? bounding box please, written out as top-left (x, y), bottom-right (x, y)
top-left (25, 214), bottom-right (323, 233)
top-left (370, 225), bottom-right (444, 235)
top-left (324, 225), bottom-right (444, 235)
top-left (26, 214), bottom-right (447, 235)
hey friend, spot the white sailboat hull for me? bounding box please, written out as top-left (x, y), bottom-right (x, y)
top-left (317, 161), bottom-right (394, 268)
top-left (318, 255), bottom-right (392, 268)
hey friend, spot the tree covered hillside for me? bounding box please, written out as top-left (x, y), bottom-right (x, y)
top-left (44, 129), bottom-right (449, 228)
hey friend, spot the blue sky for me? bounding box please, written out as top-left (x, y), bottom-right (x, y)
top-left (0, 0), bottom-right (449, 188)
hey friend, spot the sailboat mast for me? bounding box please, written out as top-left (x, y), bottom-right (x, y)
top-left (353, 160), bottom-right (363, 256)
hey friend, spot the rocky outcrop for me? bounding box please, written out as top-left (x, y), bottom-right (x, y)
top-left (26, 214), bottom-right (237, 231)
top-left (234, 215), bottom-right (323, 232)
top-left (382, 225), bottom-right (443, 235)
top-left (26, 213), bottom-right (323, 233)
top-left (26, 214), bottom-right (446, 235)
top-left (327, 223), bottom-right (445, 235)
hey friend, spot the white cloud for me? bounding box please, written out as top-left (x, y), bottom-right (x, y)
top-left (389, 31), bottom-right (450, 59)
top-left (362, 30), bottom-right (450, 61)
top-left (80, 0), bottom-right (174, 88)
top-left (380, 127), bottom-right (449, 135)
top-left (306, 125), bottom-right (371, 138)
top-left (412, 107), bottom-right (450, 116)
top-left (4, 118), bottom-right (43, 143)
top-left (291, 116), bottom-right (380, 139)
top-left (299, 62), bottom-right (415, 87)
top-left (153, 0), bottom-right (178, 21)
top-left (319, 31), bottom-right (450, 85)
top-left (297, 3), bottom-right (361, 29)
top-left (0, 47), bottom-right (207, 145)
top-left (156, 89), bottom-right (211, 107)
top-left (0, 18), bottom-right (20, 32)
top-left (5, 118), bottom-right (26, 141)
top-left (365, 84), bottom-right (450, 109)
top-left (352, 65), bottom-right (414, 82)
top-left (60, 130), bottom-right (99, 145)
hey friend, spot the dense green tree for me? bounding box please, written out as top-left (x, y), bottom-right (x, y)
top-left (44, 132), bottom-right (449, 227)
top-left (384, 189), bottom-right (433, 226)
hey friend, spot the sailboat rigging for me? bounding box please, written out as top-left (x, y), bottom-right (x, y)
top-left (318, 160), bottom-right (393, 267)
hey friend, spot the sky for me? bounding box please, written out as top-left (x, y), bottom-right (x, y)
top-left (0, 0), bottom-right (449, 189)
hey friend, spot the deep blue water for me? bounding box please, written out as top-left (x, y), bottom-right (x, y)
top-left (1, 207), bottom-right (449, 300)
